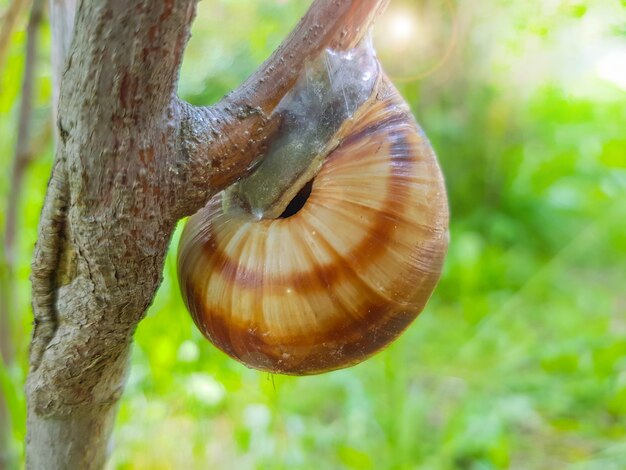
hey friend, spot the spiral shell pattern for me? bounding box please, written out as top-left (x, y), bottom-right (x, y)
top-left (178, 79), bottom-right (449, 375)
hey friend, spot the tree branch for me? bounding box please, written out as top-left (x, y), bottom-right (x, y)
top-left (230, 0), bottom-right (389, 112)
top-left (174, 0), bottom-right (389, 216)
top-left (26, 1), bottom-right (389, 467)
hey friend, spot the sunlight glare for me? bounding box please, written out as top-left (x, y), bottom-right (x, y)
top-left (388, 13), bottom-right (417, 46)
top-left (597, 48), bottom-right (626, 91)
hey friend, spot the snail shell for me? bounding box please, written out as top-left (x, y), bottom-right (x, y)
top-left (178, 47), bottom-right (449, 375)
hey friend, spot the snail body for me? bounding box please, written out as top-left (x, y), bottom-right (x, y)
top-left (178, 41), bottom-right (448, 375)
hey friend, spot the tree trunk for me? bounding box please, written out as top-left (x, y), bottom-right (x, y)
top-left (25, 0), bottom-right (388, 468)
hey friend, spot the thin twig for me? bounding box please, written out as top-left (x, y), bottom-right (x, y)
top-left (3, 0), bottom-right (45, 268)
top-left (49, 0), bottom-right (76, 127)
top-left (0, 0), bottom-right (28, 76)
top-left (1, 0), bottom-right (45, 367)
top-left (0, 2), bottom-right (46, 463)
top-left (1, 0), bottom-right (43, 463)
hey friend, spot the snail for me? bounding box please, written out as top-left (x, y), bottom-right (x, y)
top-left (177, 38), bottom-right (449, 375)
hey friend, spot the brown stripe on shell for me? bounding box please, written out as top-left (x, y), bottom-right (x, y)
top-left (184, 259), bottom-right (443, 375)
top-left (194, 239), bottom-right (446, 375)
top-left (338, 112), bottom-right (408, 150)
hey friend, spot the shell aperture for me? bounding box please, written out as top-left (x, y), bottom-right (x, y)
top-left (177, 38), bottom-right (449, 375)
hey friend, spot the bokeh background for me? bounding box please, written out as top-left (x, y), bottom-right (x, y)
top-left (1, 0), bottom-right (626, 468)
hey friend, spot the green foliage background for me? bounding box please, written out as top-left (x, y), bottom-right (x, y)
top-left (1, 0), bottom-right (626, 468)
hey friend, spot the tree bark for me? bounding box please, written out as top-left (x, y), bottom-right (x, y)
top-left (25, 0), bottom-right (388, 468)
